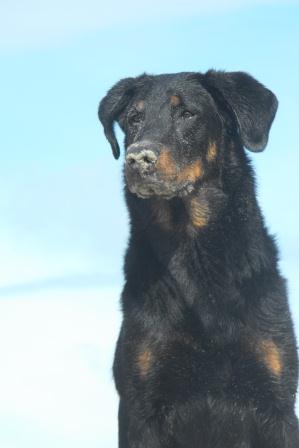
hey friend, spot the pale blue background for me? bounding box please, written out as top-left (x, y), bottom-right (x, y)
top-left (0, 1), bottom-right (298, 447)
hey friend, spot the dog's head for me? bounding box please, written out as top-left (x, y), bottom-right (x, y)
top-left (99, 71), bottom-right (277, 200)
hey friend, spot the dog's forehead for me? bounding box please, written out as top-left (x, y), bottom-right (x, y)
top-left (136, 73), bottom-right (211, 106)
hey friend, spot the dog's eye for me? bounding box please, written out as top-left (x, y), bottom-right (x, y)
top-left (181, 110), bottom-right (195, 119)
top-left (128, 113), bottom-right (143, 126)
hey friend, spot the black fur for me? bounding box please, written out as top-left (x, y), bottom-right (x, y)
top-left (99, 71), bottom-right (298, 447)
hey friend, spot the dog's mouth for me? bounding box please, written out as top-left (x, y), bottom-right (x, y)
top-left (125, 148), bottom-right (204, 199)
top-left (126, 172), bottom-right (197, 200)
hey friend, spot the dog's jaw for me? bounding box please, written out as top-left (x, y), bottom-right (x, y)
top-left (126, 176), bottom-right (197, 200)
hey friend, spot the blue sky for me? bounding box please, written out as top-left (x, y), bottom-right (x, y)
top-left (0, 1), bottom-right (299, 447)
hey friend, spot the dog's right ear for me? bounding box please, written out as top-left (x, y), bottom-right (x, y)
top-left (202, 70), bottom-right (278, 153)
top-left (98, 77), bottom-right (137, 159)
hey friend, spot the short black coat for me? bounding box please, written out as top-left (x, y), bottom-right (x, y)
top-left (99, 70), bottom-right (299, 447)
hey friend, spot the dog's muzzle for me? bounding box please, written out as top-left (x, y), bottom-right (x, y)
top-left (125, 143), bottom-right (161, 198)
top-left (125, 142), bottom-right (195, 199)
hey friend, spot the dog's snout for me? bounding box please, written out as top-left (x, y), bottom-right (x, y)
top-left (126, 149), bottom-right (157, 172)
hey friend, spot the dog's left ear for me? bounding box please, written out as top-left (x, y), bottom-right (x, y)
top-left (203, 70), bottom-right (278, 152)
top-left (98, 77), bottom-right (137, 159)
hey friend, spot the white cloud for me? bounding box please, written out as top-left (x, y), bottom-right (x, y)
top-left (0, 0), bottom-right (290, 50)
top-left (0, 286), bottom-right (121, 447)
top-left (0, 161), bottom-right (126, 289)
top-left (0, 230), bottom-right (95, 287)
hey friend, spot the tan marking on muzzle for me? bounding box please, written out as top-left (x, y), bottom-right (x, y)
top-left (170, 95), bottom-right (181, 106)
top-left (137, 349), bottom-right (152, 379)
top-left (258, 340), bottom-right (282, 376)
top-left (156, 149), bottom-right (204, 183)
top-left (156, 149), bottom-right (178, 179)
top-left (206, 142), bottom-right (217, 162)
top-left (189, 197), bottom-right (209, 228)
top-left (177, 160), bottom-right (203, 183)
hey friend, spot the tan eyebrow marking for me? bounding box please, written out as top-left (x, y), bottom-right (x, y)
top-left (170, 95), bottom-right (181, 106)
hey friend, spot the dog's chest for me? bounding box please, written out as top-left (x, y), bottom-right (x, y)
top-left (118, 329), bottom-right (279, 408)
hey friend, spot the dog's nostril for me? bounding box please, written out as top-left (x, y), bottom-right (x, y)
top-left (126, 150), bottom-right (157, 169)
top-left (142, 155), bottom-right (155, 165)
top-left (139, 150), bottom-right (157, 165)
top-left (127, 157), bottom-right (136, 166)
top-left (126, 154), bottom-right (138, 167)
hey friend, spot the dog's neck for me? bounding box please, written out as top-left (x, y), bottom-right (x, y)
top-left (127, 185), bottom-right (275, 269)
top-left (122, 152), bottom-right (278, 337)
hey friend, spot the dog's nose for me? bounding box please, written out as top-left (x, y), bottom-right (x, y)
top-left (126, 149), bottom-right (157, 173)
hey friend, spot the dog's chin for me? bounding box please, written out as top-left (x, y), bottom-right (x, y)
top-left (126, 180), bottom-right (196, 200)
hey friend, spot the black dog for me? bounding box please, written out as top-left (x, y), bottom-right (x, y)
top-left (99, 71), bottom-right (299, 447)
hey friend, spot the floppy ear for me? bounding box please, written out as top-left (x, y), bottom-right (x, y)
top-left (98, 77), bottom-right (137, 159)
top-left (203, 70), bottom-right (278, 152)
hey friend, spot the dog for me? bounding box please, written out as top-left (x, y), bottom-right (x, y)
top-left (99, 71), bottom-right (299, 447)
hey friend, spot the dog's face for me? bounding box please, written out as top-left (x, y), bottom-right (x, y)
top-left (120, 75), bottom-right (222, 199)
top-left (99, 71), bottom-right (278, 200)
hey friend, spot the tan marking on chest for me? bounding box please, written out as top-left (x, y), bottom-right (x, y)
top-left (137, 349), bottom-right (152, 379)
top-left (188, 196), bottom-right (209, 228)
top-left (206, 142), bottom-right (217, 162)
top-left (258, 340), bottom-right (282, 376)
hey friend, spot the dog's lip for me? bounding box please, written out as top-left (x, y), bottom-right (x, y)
top-left (126, 178), bottom-right (196, 200)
